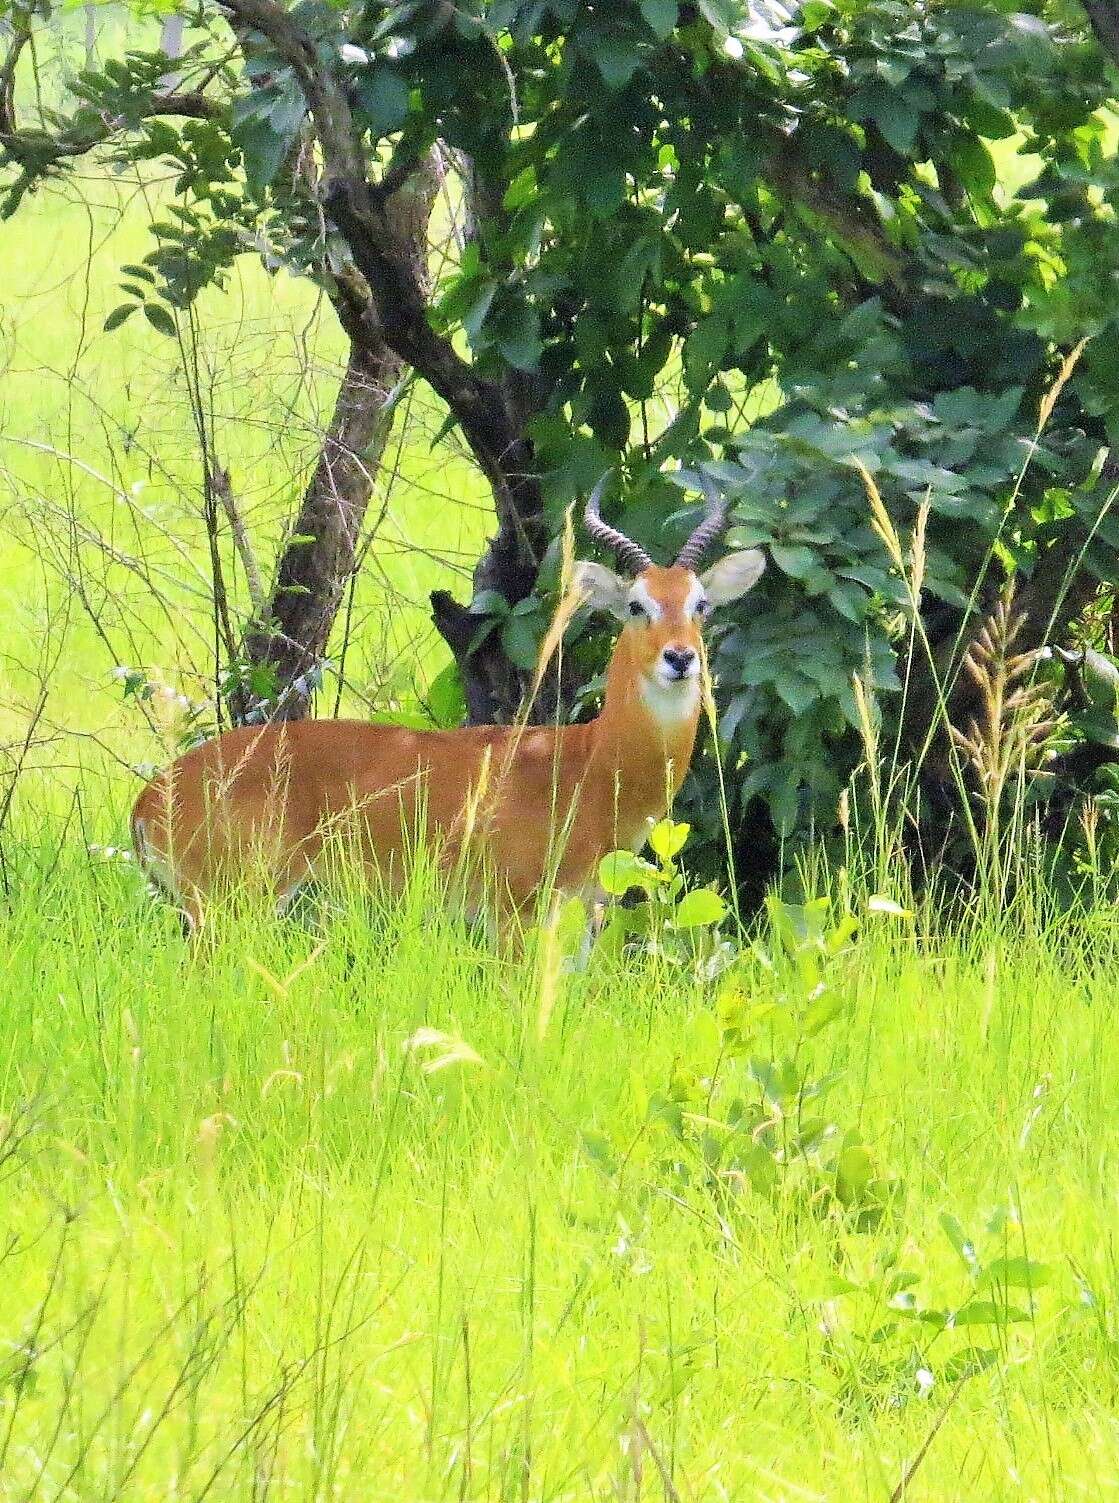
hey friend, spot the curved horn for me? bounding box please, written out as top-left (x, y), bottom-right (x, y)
top-left (584, 474), bottom-right (653, 575)
top-left (674, 471), bottom-right (729, 571)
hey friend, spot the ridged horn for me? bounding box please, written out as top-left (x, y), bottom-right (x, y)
top-left (583, 473), bottom-right (653, 575)
top-left (674, 471), bottom-right (729, 571)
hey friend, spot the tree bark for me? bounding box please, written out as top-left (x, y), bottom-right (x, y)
top-left (238, 155), bottom-right (442, 721)
top-left (427, 154), bottom-right (554, 722)
top-left (222, 0), bottom-right (553, 721)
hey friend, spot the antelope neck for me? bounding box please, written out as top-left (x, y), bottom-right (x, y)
top-left (586, 629), bottom-right (701, 828)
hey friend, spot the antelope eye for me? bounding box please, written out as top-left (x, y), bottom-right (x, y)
top-left (628, 599), bottom-right (647, 619)
top-left (694, 598), bottom-right (710, 617)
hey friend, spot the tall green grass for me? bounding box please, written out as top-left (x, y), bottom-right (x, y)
top-left (0, 827), bottom-right (1118, 1500)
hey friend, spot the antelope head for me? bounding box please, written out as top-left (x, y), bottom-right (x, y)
top-left (575, 473), bottom-right (766, 719)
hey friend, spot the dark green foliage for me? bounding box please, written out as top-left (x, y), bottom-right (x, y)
top-left (363, 0), bottom-right (1119, 867)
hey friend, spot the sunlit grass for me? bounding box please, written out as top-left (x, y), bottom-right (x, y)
top-left (0, 832), bottom-right (1117, 1500)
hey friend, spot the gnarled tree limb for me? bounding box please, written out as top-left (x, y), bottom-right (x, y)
top-left (218, 0), bottom-right (549, 721)
top-left (239, 153), bottom-right (444, 721)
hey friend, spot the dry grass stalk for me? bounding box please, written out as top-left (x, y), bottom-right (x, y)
top-left (851, 457), bottom-right (903, 570)
top-left (1037, 335), bottom-right (1090, 436)
top-left (949, 584), bottom-right (1057, 814)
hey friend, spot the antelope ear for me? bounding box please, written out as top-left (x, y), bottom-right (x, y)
top-left (699, 548), bottom-right (766, 606)
top-left (572, 560), bottom-right (630, 620)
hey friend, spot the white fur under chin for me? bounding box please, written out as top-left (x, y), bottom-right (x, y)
top-left (641, 671), bottom-right (701, 725)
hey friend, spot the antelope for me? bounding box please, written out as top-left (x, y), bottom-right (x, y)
top-left (131, 474), bottom-right (765, 933)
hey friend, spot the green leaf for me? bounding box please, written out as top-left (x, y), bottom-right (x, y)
top-left (697, 0), bottom-right (738, 28)
top-left (599, 849), bottom-right (659, 896)
top-left (247, 663), bottom-right (279, 700)
top-left (503, 165), bottom-right (537, 211)
top-left (235, 115), bottom-right (288, 194)
top-left (1081, 649), bottom-right (1119, 711)
top-left (941, 1347), bottom-right (999, 1382)
top-left (672, 889), bottom-right (727, 929)
top-left (269, 81), bottom-right (307, 139)
top-left (103, 304), bottom-right (137, 332)
top-left (940, 1212), bottom-right (981, 1274)
top-left (639, 0), bottom-right (678, 39)
top-left (683, 313), bottom-right (730, 391)
top-left (804, 990), bottom-right (844, 1035)
top-left (493, 301), bottom-right (543, 371)
top-left (799, 1272), bottom-right (861, 1302)
top-left (462, 280), bottom-right (498, 342)
top-left (501, 612), bottom-right (540, 670)
top-left (852, 85), bottom-right (919, 156)
top-left (772, 672), bottom-right (818, 717)
top-left (951, 1300), bottom-right (1031, 1328)
top-left (950, 136), bottom-right (996, 199)
top-left (469, 589), bottom-right (510, 618)
top-left (143, 303), bottom-right (177, 337)
top-left (867, 894), bottom-right (912, 918)
top-left (614, 235), bottom-right (662, 308)
top-left (355, 67), bottom-right (411, 136)
top-left (800, 0), bottom-right (834, 29)
top-left (582, 1129), bottom-right (618, 1176)
top-left (587, 388), bottom-right (630, 449)
top-left (649, 819), bottom-right (689, 862)
top-left (425, 662), bottom-right (465, 729)
top-left (977, 1257), bottom-right (1051, 1291)
top-left (836, 1143), bottom-right (874, 1202)
top-left (594, 35), bottom-right (641, 90)
top-left (770, 544), bottom-right (817, 579)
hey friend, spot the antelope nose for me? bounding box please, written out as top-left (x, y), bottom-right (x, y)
top-left (662, 646), bottom-right (697, 679)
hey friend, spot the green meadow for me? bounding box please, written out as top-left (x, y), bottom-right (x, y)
top-left (2, 121), bottom-right (1119, 1503)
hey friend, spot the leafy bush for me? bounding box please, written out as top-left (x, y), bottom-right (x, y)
top-left (583, 875), bottom-right (904, 1228)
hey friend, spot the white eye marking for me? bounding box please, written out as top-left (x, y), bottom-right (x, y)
top-left (628, 579), bottom-right (663, 622)
top-left (683, 575), bottom-right (708, 619)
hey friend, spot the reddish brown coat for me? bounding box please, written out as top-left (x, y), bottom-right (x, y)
top-left (131, 559), bottom-right (763, 930)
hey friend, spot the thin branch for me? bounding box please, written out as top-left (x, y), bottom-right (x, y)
top-left (210, 458), bottom-right (266, 616)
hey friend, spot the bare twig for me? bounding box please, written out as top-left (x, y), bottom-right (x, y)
top-left (210, 457), bottom-right (266, 616)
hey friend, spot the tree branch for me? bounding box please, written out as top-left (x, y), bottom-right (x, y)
top-left (0, 83), bottom-right (223, 201)
top-left (218, 0), bottom-right (550, 722)
top-left (238, 152), bottom-right (444, 722)
top-left (218, 0), bottom-right (542, 549)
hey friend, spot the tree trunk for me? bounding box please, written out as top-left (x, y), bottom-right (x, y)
top-left (238, 155), bottom-right (442, 721)
top-left (426, 154), bottom-right (553, 723)
top-left (220, 2), bottom-right (555, 724)
top-left (1083, 1), bottom-right (1119, 70)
